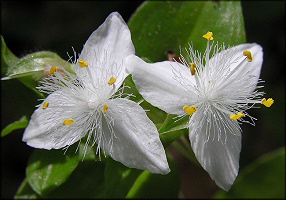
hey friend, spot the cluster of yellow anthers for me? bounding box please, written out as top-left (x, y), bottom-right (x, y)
top-left (63, 118), bottom-right (73, 125)
top-left (78, 59), bottom-right (88, 68)
top-left (48, 66), bottom-right (58, 75)
top-left (183, 31), bottom-right (274, 120)
top-left (183, 105), bottom-right (197, 115)
top-left (261, 98), bottom-right (274, 107)
top-left (190, 63), bottom-right (196, 75)
top-left (203, 31), bottom-right (214, 41)
top-left (230, 112), bottom-right (244, 120)
top-left (42, 59), bottom-right (117, 126)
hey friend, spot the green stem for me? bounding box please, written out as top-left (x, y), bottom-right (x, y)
top-left (125, 170), bottom-right (151, 198)
top-left (180, 135), bottom-right (193, 152)
top-left (172, 137), bottom-right (200, 166)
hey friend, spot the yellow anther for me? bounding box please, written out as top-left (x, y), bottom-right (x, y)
top-left (78, 59), bottom-right (88, 68)
top-left (102, 105), bottom-right (108, 114)
top-left (49, 66), bottom-right (58, 75)
top-left (261, 98), bottom-right (274, 107)
top-left (243, 50), bottom-right (253, 62)
top-left (190, 63), bottom-right (196, 75)
top-left (230, 112), bottom-right (244, 120)
top-left (108, 77), bottom-right (116, 85)
top-left (63, 118), bottom-right (73, 125)
top-left (183, 105), bottom-right (197, 115)
top-left (203, 31), bottom-right (214, 41)
top-left (42, 102), bottom-right (49, 109)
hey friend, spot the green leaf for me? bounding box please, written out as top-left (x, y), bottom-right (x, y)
top-left (14, 178), bottom-right (40, 199)
top-left (159, 114), bottom-right (188, 133)
top-left (26, 146), bottom-right (79, 197)
top-left (141, 100), bottom-right (167, 125)
top-left (46, 160), bottom-right (106, 198)
top-left (121, 74), bottom-right (143, 103)
top-left (156, 114), bottom-right (189, 147)
top-left (1, 115), bottom-right (28, 137)
top-left (102, 157), bottom-right (142, 198)
top-left (128, 1), bottom-right (246, 62)
top-left (122, 75), bottom-right (167, 127)
top-left (1, 35), bottom-right (19, 76)
top-left (76, 134), bottom-right (99, 162)
top-left (24, 137), bottom-right (105, 199)
top-left (214, 147), bottom-right (285, 198)
top-left (125, 158), bottom-right (180, 198)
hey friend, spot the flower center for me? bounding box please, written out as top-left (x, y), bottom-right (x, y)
top-left (88, 99), bottom-right (99, 110)
top-left (207, 90), bottom-right (219, 101)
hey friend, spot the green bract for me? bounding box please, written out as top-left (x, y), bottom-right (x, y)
top-left (2, 51), bottom-right (73, 81)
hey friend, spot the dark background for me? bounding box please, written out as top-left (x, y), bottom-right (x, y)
top-left (1, 1), bottom-right (285, 198)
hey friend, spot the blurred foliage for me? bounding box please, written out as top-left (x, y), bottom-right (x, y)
top-left (128, 1), bottom-right (245, 62)
top-left (215, 147), bottom-right (285, 198)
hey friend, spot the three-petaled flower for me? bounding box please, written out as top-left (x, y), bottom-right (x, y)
top-left (22, 12), bottom-right (170, 175)
top-left (125, 31), bottom-right (273, 190)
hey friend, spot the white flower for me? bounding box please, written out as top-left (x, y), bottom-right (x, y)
top-left (22, 12), bottom-right (170, 175)
top-left (125, 31), bottom-right (273, 190)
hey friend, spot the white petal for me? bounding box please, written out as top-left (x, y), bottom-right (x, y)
top-left (230, 43), bottom-right (263, 78)
top-left (100, 98), bottom-right (170, 174)
top-left (22, 91), bottom-right (87, 149)
top-left (125, 55), bottom-right (193, 115)
top-left (188, 108), bottom-right (241, 191)
top-left (76, 12), bottom-right (135, 92)
top-left (210, 43), bottom-right (263, 93)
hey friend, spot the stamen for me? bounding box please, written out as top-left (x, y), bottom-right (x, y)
top-left (102, 105), bottom-right (108, 114)
top-left (183, 105), bottom-right (196, 115)
top-left (49, 66), bottom-right (58, 75)
top-left (78, 59), bottom-right (88, 68)
top-left (243, 50), bottom-right (253, 62)
top-left (108, 77), bottom-right (116, 85)
top-left (261, 98), bottom-right (274, 107)
top-left (190, 63), bottom-right (196, 75)
top-left (203, 31), bottom-right (214, 41)
top-left (230, 112), bottom-right (244, 120)
top-left (63, 118), bottom-right (73, 125)
top-left (42, 102), bottom-right (49, 109)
